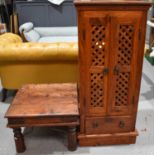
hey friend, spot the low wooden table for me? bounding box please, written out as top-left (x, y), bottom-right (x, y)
top-left (5, 84), bottom-right (79, 153)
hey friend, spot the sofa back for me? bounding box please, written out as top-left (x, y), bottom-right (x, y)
top-left (34, 27), bottom-right (78, 37)
top-left (16, 0), bottom-right (77, 27)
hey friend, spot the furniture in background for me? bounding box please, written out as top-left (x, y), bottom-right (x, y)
top-left (145, 18), bottom-right (154, 65)
top-left (0, 33), bottom-right (78, 101)
top-left (10, 0), bottom-right (19, 34)
top-left (0, 23), bottom-right (7, 34)
top-left (1, 0), bottom-right (78, 101)
top-left (0, 33), bottom-right (22, 101)
top-left (15, 0), bottom-right (76, 27)
top-left (5, 84), bottom-right (79, 153)
top-left (19, 22), bottom-right (78, 42)
top-left (75, 0), bottom-right (152, 146)
top-left (0, 0), bottom-right (10, 30)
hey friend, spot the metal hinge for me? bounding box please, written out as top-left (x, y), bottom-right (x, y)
top-left (132, 96), bottom-right (135, 105)
top-left (83, 97), bottom-right (86, 107)
top-left (138, 29), bottom-right (141, 41)
top-left (82, 29), bottom-right (85, 41)
top-left (77, 84), bottom-right (80, 103)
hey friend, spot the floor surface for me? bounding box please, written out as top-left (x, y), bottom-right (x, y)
top-left (0, 58), bottom-right (154, 155)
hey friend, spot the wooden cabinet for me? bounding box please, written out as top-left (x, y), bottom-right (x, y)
top-left (74, 0), bottom-right (152, 146)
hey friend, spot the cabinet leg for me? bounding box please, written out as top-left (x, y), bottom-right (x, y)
top-left (13, 128), bottom-right (26, 153)
top-left (68, 126), bottom-right (77, 151)
top-left (1, 88), bottom-right (7, 102)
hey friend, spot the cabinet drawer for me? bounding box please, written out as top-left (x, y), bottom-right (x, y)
top-left (85, 116), bottom-right (134, 134)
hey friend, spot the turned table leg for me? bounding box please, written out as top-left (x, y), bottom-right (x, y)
top-left (68, 126), bottom-right (77, 151)
top-left (13, 128), bottom-right (26, 153)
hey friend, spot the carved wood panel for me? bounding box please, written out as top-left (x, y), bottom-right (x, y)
top-left (111, 24), bottom-right (134, 114)
top-left (114, 25), bottom-right (134, 108)
top-left (85, 16), bottom-right (109, 116)
top-left (90, 72), bottom-right (104, 107)
top-left (83, 12), bottom-right (140, 116)
top-left (115, 72), bottom-right (130, 107)
top-left (117, 25), bottom-right (134, 66)
top-left (108, 13), bottom-right (140, 115)
top-left (91, 24), bottom-right (106, 66)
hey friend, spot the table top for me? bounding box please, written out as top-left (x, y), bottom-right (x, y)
top-left (5, 84), bottom-right (79, 118)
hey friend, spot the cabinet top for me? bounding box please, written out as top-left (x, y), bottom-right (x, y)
top-left (74, 0), bottom-right (152, 6)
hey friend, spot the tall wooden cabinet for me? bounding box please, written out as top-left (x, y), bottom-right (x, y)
top-left (74, 0), bottom-right (152, 146)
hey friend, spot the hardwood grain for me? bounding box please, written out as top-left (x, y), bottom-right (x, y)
top-left (5, 84), bottom-right (79, 117)
top-left (13, 128), bottom-right (26, 153)
top-left (78, 130), bottom-right (138, 146)
top-left (74, 0), bottom-right (152, 146)
top-left (74, 0), bottom-right (152, 6)
top-left (5, 84), bottom-right (79, 152)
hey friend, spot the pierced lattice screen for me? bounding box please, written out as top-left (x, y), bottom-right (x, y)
top-left (118, 25), bottom-right (134, 65)
top-left (91, 24), bottom-right (106, 66)
top-left (90, 72), bottom-right (104, 107)
top-left (89, 23), bottom-right (106, 108)
top-left (115, 25), bottom-right (134, 107)
top-left (115, 72), bottom-right (130, 106)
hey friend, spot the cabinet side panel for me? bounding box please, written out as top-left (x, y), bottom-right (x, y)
top-left (77, 10), bottom-right (86, 133)
top-left (132, 11), bottom-right (148, 127)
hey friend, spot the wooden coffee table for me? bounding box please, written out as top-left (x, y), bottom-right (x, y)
top-left (5, 84), bottom-right (79, 153)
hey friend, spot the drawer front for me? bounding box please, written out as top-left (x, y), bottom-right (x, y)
top-left (85, 116), bottom-right (134, 134)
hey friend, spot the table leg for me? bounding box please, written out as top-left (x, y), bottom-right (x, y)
top-left (68, 126), bottom-right (77, 151)
top-left (13, 128), bottom-right (26, 153)
top-left (1, 88), bottom-right (7, 102)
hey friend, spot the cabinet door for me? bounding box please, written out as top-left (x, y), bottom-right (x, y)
top-left (83, 12), bottom-right (110, 116)
top-left (108, 12), bottom-right (142, 115)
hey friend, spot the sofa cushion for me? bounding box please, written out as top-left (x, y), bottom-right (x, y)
top-left (34, 27), bottom-right (77, 37)
top-left (24, 30), bottom-right (40, 42)
top-left (38, 36), bottom-right (78, 43)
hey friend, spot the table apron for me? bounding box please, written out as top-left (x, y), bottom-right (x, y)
top-left (7, 117), bottom-right (79, 128)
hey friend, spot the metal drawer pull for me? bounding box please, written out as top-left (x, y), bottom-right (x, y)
top-left (92, 122), bottom-right (99, 128)
top-left (119, 121), bottom-right (125, 128)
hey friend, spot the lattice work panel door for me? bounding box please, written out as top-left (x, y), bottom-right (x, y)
top-left (114, 25), bottom-right (134, 110)
top-left (108, 12), bottom-right (140, 115)
top-left (84, 15), bottom-right (110, 116)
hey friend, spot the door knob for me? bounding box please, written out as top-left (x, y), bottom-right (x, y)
top-left (113, 66), bottom-right (120, 75)
top-left (103, 68), bottom-right (109, 75)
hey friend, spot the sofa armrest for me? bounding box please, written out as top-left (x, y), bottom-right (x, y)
top-left (0, 33), bottom-right (23, 44)
top-left (0, 42), bottom-right (78, 62)
top-left (19, 22), bottom-right (34, 34)
top-left (19, 22), bottom-right (41, 42)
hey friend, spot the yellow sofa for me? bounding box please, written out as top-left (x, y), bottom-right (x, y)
top-left (0, 33), bottom-right (78, 100)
